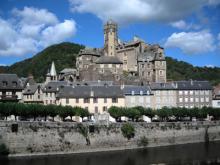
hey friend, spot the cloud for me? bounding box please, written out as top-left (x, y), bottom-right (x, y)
top-left (170, 20), bottom-right (200, 30)
top-left (164, 30), bottom-right (215, 54)
top-left (69, 0), bottom-right (219, 24)
top-left (170, 20), bottom-right (188, 29)
top-left (41, 20), bottom-right (76, 47)
top-left (0, 7), bottom-right (77, 57)
top-left (206, 64), bottom-right (215, 68)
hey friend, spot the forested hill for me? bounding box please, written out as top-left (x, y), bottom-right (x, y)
top-left (0, 42), bottom-right (219, 85)
top-left (166, 57), bottom-right (220, 85)
top-left (0, 42), bottom-right (84, 82)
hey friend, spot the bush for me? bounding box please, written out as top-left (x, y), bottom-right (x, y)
top-left (121, 123), bottom-right (135, 140)
top-left (0, 144), bottom-right (10, 156)
top-left (137, 136), bottom-right (149, 147)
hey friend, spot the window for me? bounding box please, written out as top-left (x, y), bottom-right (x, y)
top-left (66, 98), bottom-right (69, 104)
top-left (184, 91), bottom-right (188, 95)
top-left (205, 97), bottom-right (209, 102)
top-left (205, 91), bottom-right (209, 95)
top-left (142, 71), bottom-right (144, 76)
top-left (50, 93), bottom-right (52, 97)
top-left (46, 92), bottom-right (48, 97)
top-left (84, 98), bottom-right (90, 103)
top-left (147, 63), bottom-right (150, 68)
top-left (38, 95), bottom-right (40, 99)
top-left (179, 98), bottom-right (183, 102)
top-left (179, 91), bottom-right (183, 95)
top-left (142, 64), bottom-right (144, 68)
top-left (190, 91), bottom-right (193, 95)
top-left (30, 95), bottom-right (32, 99)
top-left (104, 98), bottom-right (107, 103)
top-left (140, 91), bottom-right (143, 95)
top-left (124, 60), bottom-right (127, 64)
top-left (217, 102), bottom-right (220, 106)
top-left (103, 106), bottom-right (107, 112)
top-left (27, 95), bottom-right (29, 99)
top-left (131, 91), bottom-right (135, 95)
top-left (2, 81), bottom-right (7, 87)
top-left (108, 64), bottom-right (112, 68)
top-left (50, 100), bottom-right (52, 104)
top-left (100, 64), bottom-right (104, 68)
top-left (95, 107), bottom-right (98, 113)
top-left (190, 97), bottom-right (194, 102)
top-left (159, 70), bottom-right (163, 75)
top-left (148, 72), bottom-right (150, 76)
top-left (12, 81), bottom-right (17, 87)
top-left (201, 98), bottom-right (204, 102)
top-left (195, 98), bottom-right (199, 102)
top-left (185, 98), bottom-right (188, 102)
top-left (93, 98), bottom-right (98, 103)
top-left (76, 98), bottom-right (79, 103)
top-left (112, 98), bottom-right (118, 103)
top-left (46, 100), bottom-right (48, 104)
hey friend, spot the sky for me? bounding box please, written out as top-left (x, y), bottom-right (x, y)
top-left (0, 0), bottom-right (220, 67)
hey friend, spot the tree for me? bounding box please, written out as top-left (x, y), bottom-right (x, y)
top-left (121, 123), bottom-right (135, 140)
top-left (108, 106), bottom-right (124, 121)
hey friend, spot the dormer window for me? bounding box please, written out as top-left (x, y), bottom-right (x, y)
top-left (131, 91), bottom-right (135, 95)
top-left (140, 91), bottom-right (143, 95)
top-left (12, 81), bottom-right (17, 87)
top-left (2, 81), bottom-right (7, 87)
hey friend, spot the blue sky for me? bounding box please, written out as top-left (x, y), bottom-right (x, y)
top-left (0, 0), bottom-right (220, 67)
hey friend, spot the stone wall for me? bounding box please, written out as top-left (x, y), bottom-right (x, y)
top-left (0, 121), bottom-right (220, 156)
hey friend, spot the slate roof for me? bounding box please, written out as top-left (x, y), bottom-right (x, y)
top-left (71, 81), bottom-right (113, 86)
top-left (57, 85), bottom-right (124, 98)
top-left (150, 82), bottom-right (177, 90)
top-left (23, 84), bottom-right (42, 95)
top-left (0, 74), bottom-right (23, 90)
top-left (95, 56), bottom-right (123, 64)
top-left (43, 81), bottom-right (68, 92)
top-left (60, 68), bottom-right (77, 74)
top-left (79, 48), bottom-right (102, 57)
top-left (175, 81), bottom-right (212, 90)
top-left (138, 51), bottom-right (155, 62)
top-left (123, 85), bottom-right (152, 95)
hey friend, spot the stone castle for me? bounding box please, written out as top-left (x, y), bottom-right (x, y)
top-left (76, 20), bottom-right (167, 84)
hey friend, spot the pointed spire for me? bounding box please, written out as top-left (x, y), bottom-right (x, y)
top-left (50, 61), bottom-right (57, 76)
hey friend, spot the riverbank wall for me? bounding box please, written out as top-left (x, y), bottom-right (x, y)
top-left (0, 121), bottom-right (220, 157)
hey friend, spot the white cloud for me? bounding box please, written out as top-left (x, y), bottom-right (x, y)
top-left (170, 20), bottom-right (189, 29)
top-left (170, 20), bottom-right (200, 30)
top-left (69, 0), bottom-right (219, 24)
top-left (41, 20), bottom-right (76, 47)
top-left (0, 7), bottom-right (77, 57)
top-left (12, 7), bottom-right (58, 25)
top-left (164, 30), bottom-right (215, 54)
top-left (206, 64), bottom-right (215, 68)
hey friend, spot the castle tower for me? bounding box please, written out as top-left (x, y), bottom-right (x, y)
top-left (104, 19), bottom-right (118, 56)
top-left (45, 61), bottom-right (57, 83)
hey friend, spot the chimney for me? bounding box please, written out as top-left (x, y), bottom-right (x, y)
top-left (90, 90), bottom-right (94, 97)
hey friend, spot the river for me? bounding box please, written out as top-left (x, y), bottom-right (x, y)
top-left (1, 141), bottom-right (220, 165)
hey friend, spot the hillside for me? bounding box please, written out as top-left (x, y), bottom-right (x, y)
top-left (0, 42), bottom-right (84, 82)
top-left (166, 57), bottom-right (220, 85)
top-left (0, 42), bottom-right (220, 85)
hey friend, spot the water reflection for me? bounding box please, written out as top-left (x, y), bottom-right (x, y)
top-left (2, 141), bottom-right (220, 165)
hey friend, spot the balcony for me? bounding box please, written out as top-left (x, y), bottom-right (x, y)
top-left (0, 95), bottom-right (18, 101)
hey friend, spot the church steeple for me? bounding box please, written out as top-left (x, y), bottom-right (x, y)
top-left (104, 19), bottom-right (118, 56)
top-left (45, 61), bottom-right (57, 83)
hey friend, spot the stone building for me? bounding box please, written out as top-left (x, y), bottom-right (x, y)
top-left (176, 81), bottom-right (212, 108)
top-left (150, 82), bottom-right (177, 109)
top-left (57, 85), bottom-right (125, 114)
top-left (123, 85), bottom-right (154, 108)
top-left (76, 20), bottom-right (167, 84)
top-left (0, 74), bottom-right (23, 102)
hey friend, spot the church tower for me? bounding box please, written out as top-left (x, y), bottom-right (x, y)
top-left (45, 61), bottom-right (57, 83)
top-left (104, 20), bottom-right (118, 56)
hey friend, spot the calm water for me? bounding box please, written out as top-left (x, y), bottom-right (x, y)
top-left (1, 142), bottom-right (220, 165)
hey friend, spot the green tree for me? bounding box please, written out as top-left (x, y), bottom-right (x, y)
top-left (121, 123), bottom-right (135, 140)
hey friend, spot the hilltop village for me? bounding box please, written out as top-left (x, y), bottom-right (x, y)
top-left (0, 20), bottom-right (220, 118)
